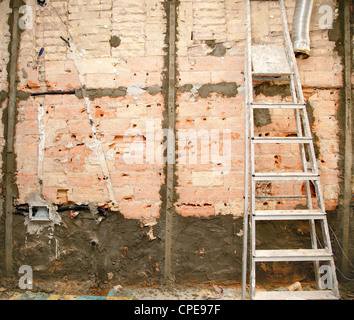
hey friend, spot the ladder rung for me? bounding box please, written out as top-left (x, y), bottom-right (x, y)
top-left (254, 291), bottom-right (339, 300)
top-left (252, 137), bottom-right (312, 143)
top-left (253, 209), bottom-right (326, 221)
top-left (253, 172), bottom-right (319, 181)
top-left (253, 77), bottom-right (291, 82)
top-left (253, 249), bottom-right (332, 262)
top-left (252, 72), bottom-right (294, 77)
top-left (250, 103), bottom-right (306, 109)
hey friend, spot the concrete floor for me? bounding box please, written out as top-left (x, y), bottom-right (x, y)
top-left (0, 281), bottom-right (353, 300)
top-left (0, 283), bottom-right (242, 300)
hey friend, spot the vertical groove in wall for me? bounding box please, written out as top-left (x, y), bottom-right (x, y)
top-left (341, 0), bottom-right (352, 277)
top-left (162, 0), bottom-right (178, 286)
top-left (3, 0), bottom-right (22, 277)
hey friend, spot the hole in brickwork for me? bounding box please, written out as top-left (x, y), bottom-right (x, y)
top-left (57, 189), bottom-right (68, 203)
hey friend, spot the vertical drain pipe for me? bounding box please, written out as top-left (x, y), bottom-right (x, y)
top-left (292, 0), bottom-right (314, 59)
top-left (5, 0), bottom-right (21, 276)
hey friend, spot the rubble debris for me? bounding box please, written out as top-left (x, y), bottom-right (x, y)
top-left (206, 285), bottom-right (224, 300)
top-left (287, 281), bottom-right (302, 291)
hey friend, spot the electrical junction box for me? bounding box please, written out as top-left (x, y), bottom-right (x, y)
top-left (29, 205), bottom-right (50, 221)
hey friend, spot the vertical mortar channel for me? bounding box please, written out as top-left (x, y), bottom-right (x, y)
top-left (328, 0), bottom-right (353, 281)
top-left (341, 0), bottom-right (352, 278)
top-left (3, 0), bottom-right (23, 277)
top-left (161, 0), bottom-right (178, 286)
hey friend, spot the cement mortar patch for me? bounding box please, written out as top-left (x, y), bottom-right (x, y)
top-left (177, 82), bottom-right (238, 99)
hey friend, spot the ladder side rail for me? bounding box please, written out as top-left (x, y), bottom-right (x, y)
top-left (245, 0), bottom-right (258, 300)
top-left (318, 218), bottom-right (340, 296)
top-left (242, 50), bottom-right (251, 300)
top-left (329, 258), bottom-right (340, 297)
top-left (299, 104), bottom-right (320, 178)
top-left (249, 127), bottom-right (256, 300)
top-left (250, 181), bottom-right (256, 300)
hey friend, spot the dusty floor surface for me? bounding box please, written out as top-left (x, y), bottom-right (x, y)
top-left (0, 282), bottom-right (242, 300)
top-left (0, 281), bottom-right (353, 300)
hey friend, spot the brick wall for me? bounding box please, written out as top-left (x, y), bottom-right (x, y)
top-left (9, 0), bottom-right (345, 218)
top-left (175, 0), bottom-right (343, 217)
top-left (15, 0), bottom-right (166, 220)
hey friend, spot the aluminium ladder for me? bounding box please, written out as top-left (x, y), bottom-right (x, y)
top-left (242, 0), bottom-right (340, 300)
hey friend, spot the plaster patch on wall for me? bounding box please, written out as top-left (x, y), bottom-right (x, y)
top-left (127, 84), bottom-right (147, 100)
top-left (37, 103), bottom-right (45, 190)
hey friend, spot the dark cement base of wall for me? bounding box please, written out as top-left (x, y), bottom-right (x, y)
top-left (0, 210), bottom-right (321, 291)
